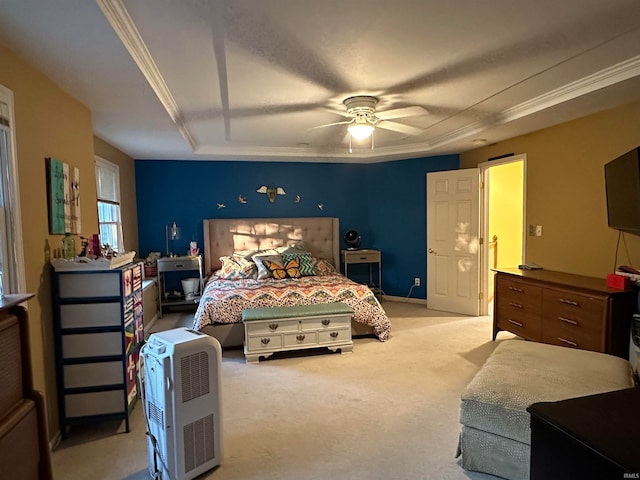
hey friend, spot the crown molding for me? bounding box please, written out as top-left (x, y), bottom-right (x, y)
top-left (97, 0), bottom-right (197, 151)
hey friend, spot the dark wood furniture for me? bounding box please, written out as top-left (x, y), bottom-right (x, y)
top-left (0, 294), bottom-right (53, 479)
top-left (493, 268), bottom-right (636, 358)
top-left (528, 387), bottom-right (640, 479)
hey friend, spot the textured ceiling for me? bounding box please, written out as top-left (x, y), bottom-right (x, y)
top-left (1, 0), bottom-right (640, 162)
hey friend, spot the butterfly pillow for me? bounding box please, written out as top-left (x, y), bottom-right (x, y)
top-left (261, 256), bottom-right (301, 279)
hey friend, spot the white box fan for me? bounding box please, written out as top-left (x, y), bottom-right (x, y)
top-left (140, 328), bottom-right (222, 480)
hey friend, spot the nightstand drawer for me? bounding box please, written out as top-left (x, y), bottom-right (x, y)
top-left (157, 257), bottom-right (201, 272)
top-left (343, 251), bottom-right (380, 263)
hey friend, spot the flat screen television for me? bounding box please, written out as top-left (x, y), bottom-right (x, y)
top-left (604, 146), bottom-right (640, 235)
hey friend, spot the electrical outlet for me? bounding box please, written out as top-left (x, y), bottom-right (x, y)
top-left (414, 277), bottom-right (420, 286)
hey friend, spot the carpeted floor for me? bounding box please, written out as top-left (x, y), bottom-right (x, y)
top-left (51, 301), bottom-right (512, 479)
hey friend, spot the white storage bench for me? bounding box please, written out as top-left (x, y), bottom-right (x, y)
top-left (241, 303), bottom-right (354, 363)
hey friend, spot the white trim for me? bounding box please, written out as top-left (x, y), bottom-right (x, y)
top-left (95, 155), bottom-right (125, 253)
top-left (0, 83), bottom-right (27, 294)
top-left (96, 0), bottom-right (197, 151)
top-left (382, 294), bottom-right (429, 306)
top-left (477, 154), bottom-right (527, 316)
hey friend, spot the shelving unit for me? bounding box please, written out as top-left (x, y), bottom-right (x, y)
top-left (51, 261), bottom-right (144, 438)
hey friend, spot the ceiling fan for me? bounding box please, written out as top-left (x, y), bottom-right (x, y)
top-left (315, 96), bottom-right (427, 141)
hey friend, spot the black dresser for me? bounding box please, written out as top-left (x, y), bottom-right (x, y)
top-left (528, 387), bottom-right (640, 479)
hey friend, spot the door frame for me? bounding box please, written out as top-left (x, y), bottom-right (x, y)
top-left (478, 154), bottom-right (527, 315)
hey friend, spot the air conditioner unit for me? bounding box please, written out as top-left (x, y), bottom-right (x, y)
top-left (140, 328), bottom-right (222, 480)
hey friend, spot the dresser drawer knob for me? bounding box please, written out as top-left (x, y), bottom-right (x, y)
top-left (508, 319), bottom-right (524, 327)
top-left (260, 338), bottom-right (271, 345)
top-left (330, 331), bottom-right (339, 338)
top-left (508, 302), bottom-right (524, 309)
top-left (558, 316), bottom-right (578, 326)
top-left (508, 286), bottom-right (524, 293)
top-left (558, 337), bottom-right (578, 347)
top-left (322, 319), bottom-right (331, 326)
top-left (559, 298), bottom-right (580, 307)
top-left (268, 323), bottom-right (279, 331)
top-left (296, 334), bottom-right (306, 342)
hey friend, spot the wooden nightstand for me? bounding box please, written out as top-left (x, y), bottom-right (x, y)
top-left (341, 249), bottom-right (381, 295)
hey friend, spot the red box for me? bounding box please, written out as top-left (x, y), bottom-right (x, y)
top-left (606, 273), bottom-right (631, 290)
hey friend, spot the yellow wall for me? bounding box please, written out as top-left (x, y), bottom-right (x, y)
top-left (488, 161), bottom-right (524, 269)
top-left (0, 44), bottom-right (138, 441)
top-left (461, 100), bottom-right (640, 278)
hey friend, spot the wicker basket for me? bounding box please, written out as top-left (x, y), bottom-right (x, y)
top-left (144, 265), bottom-right (157, 278)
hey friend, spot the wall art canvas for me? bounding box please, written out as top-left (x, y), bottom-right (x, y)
top-left (47, 157), bottom-right (81, 234)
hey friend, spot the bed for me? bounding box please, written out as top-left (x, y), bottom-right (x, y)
top-left (192, 217), bottom-right (391, 348)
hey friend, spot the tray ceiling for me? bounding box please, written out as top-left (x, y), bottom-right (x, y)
top-left (1, 0), bottom-right (640, 162)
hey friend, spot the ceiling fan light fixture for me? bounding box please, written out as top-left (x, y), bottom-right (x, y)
top-left (347, 118), bottom-right (375, 140)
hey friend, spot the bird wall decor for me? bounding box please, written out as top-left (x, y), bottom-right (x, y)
top-left (256, 185), bottom-right (286, 203)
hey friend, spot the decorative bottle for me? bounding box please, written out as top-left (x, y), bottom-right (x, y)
top-left (62, 233), bottom-right (76, 260)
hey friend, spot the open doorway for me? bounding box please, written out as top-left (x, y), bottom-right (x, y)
top-left (479, 155), bottom-right (526, 315)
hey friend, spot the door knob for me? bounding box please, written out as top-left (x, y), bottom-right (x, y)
top-left (428, 248), bottom-right (437, 254)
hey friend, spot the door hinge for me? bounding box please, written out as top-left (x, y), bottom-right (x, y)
top-left (479, 292), bottom-right (484, 300)
top-left (479, 237), bottom-right (484, 245)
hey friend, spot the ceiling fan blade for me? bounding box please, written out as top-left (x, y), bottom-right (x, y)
top-left (376, 120), bottom-right (424, 136)
top-left (375, 106), bottom-right (427, 120)
top-left (309, 120), bottom-right (351, 130)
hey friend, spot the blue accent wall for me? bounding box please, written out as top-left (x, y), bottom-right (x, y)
top-left (135, 155), bottom-right (458, 299)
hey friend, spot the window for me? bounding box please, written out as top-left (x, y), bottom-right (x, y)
top-left (95, 157), bottom-right (124, 254)
top-left (0, 84), bottom-right (26, 294)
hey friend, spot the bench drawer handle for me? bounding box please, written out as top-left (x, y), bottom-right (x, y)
top-left (508, 302), bottom-right (523, 309)
top-left (508, 286), bottom-right (524, 293)
top-left (558, 337), bottom-right (578, 347)
top-left (559, 298), bottom-right (579, 307)
top-left (558, 316), bottom-right (578, 326)
top-left (269, 323), bottom-right (279, 331)
top-left (330, 331), bottom-right (339, 338)
top-left (322, 319), bottom-right (331, 326)
top-left (508, 319), bottom-right (524, 328)
top-left (260, 338), bottom-right (271, 345)
top-left (296, 334), bottom-right (306, 343)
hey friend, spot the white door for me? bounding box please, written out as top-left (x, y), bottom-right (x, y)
top-left (426, 169), bottom-right (480, 315)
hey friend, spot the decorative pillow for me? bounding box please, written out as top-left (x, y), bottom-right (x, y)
top-left (218, 255), bottom-right (257, 279)
top-left (252, 253), bottom-right (284, 279)
top-left (282, 252), bottom-right (315, 276)
top-left (313, 257), bottom-right (338, 275)
top-left (262, 257), bottom-right (301, 279)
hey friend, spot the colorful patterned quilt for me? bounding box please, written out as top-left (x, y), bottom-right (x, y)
top-left (192, 274), bottom-right (391, 341)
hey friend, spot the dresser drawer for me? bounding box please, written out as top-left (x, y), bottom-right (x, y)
top-left (541, 321), bottom-right (603, 352)
top-left (244, 319), bottom-right (299, 335)
top-left (247, 334), bottom-right (282, 351)
top-left (496, 306), bottom-right (542, 340)
top-left (496, 277), bottom-right (543, 311)
top-left (301, 315), bottom-right (351, 331)
top-left (542, 289), bottom-right (605, 326)
top-left (283, 331), bottom-right (318, 347)
top-left (318, 328), bottom-right (351, 344)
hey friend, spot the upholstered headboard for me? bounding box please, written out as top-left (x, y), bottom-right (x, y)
top-left (203, 217), bottom-right (340, 274)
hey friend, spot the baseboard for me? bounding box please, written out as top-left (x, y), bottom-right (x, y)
top-left (50, 430), bottom-right (61, 452)
top-left (382, 295), bottom-right (428, 305)
top-left (145, 313), bottom-right (159, 335)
